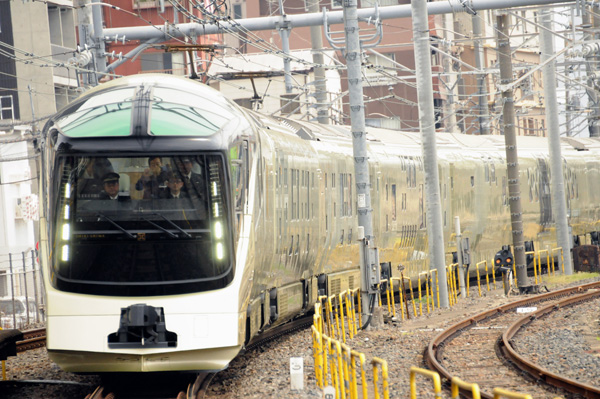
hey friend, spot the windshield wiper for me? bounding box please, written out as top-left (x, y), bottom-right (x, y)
top-left (142, 218), bottom-right (177, 238)
top-left (96, 213), bottom-right (136, 239)
top-left (148, 213), bottom-right (192, 238)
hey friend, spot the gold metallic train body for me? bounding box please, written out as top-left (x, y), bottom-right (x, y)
top-left (39, 74), bottom-right (600, 373)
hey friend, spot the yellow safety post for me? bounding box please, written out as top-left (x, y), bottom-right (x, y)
top-left (424, 271), bottom-right (431, 313)
top-left (322, 295), bottom-right (334, 338)
top-left (417, 273), bottom-right (424, 316)
top-left (485, 262), bottom-right (496, 289)
top-left (333, 340), bottom-right (346, 399)
top-left (451, 377), bottom-right (481, 399)
top-left (525, 251), bottom-right (538, 284)
top-left (338, 292), bottom-right (347, 343)
top-left (426, 272), bottom-right (434, 312)
top-left (512, 263), bottom-right (518, 286)
top-left (474, 262), bottom-right (482, 297)
top-left (418, 271), bottom-right (431, 314)
top-left (492, 387), bottom-right (533, 399)
top-left (409, 366), bottom-right (442, 399)
top-left (345, 290), bottom-right (357, 338)
top-left (430, 269), bottom-right (440, 309)
top-left (386, 278), bottom-right (396, 318)
top-left (340, 343), bottom-right (352, 399)
top-left (538, 249), bottom-right (551, 276)
top-left (445, 265), bottom-right (453, 306)
top-left (403, 276), bottom-right (417, 317)
top-left (451, 264), bottom-right (459, 302)
top-left (311, 325), bottom-right (324, 388)
top-left (372, 357), bottom-right (390, 399)
top-left (389, 277), bottom-right (405, 320)
top-left (447, 265), bottom-right (457, 306)
top-left (350, 350), bottom-right (367, 399)
top-left (385, 277), bottom-right (392, 313)
top-left (552, 247), bottom-right (564, 274)
top-left (325, 336), bottom-right (339, 394)
top-left (354, 288), bottom-right (363, 328)
top-left (477, 260), bottom-right (490, 292)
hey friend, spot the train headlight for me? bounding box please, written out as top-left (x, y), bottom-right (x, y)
top-left (62, 224), bottom-right (70, 240)
top-left (61, 245), bottom-right (69, 262)
top-left (216, 243), bottom-right (224, 260)
top-left (214, 221), bottom-right (223, 239)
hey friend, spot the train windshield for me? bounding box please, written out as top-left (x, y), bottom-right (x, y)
top-left (51, 154), bottom-right (233, 296)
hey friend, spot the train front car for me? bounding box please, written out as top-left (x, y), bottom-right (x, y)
top-left (39, 74), bottom-right (254, 372)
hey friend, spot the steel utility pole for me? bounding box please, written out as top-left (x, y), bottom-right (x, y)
top-left (472, 14), bottom-right (491, 135)
top-left (539, 9), bottom-right (574, 274)
top-left (412, 0), bottom-right (450, 308)
top-left (496, 11), bottom-right (529, 289)
top-left (307, 0), bottom-right (329, 124)
top-left (342, 0), bottom-right (381, 323)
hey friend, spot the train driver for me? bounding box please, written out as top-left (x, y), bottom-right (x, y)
top-left (99, 173), bottom-right (121, 200)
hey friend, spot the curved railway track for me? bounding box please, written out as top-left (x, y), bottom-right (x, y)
top-left (425, 281), bottom-right (600, 399)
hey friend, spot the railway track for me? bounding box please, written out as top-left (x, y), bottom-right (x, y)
top-left (425, 280), bottom-right (600, 399)
top-left (80, 316), bottom-right (313, 399)
top-left (16, 327), bottom-right (46, 352)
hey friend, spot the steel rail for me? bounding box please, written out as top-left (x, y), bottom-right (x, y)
top-left (425, 280), bottom-right (600, 399)
top-left (16, 328), bottom-right (46, 353)
top-left (500, 288), bottom-right (600, 399)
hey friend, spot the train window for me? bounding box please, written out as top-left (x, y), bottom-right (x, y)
top-left (470, 176), bottom-right (475, 187)
top-left (50, 154), bottom-right (233, 296)
top-left (484, 163), bottom-right (490, 183)
top-left (54, 88), bottom-right (135, 137)
top-left (150, 87), bottom-right (235, 136)
top-left (491, 164), bottom-right (496, 184)
top-left (332, 173), bottom-right (335, 188)
top-left (402, 193), bottom-right (407, 211)
top-left (391, 184), bottom-right (397, 221)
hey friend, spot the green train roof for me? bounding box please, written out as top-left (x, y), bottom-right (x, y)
top-left (54, 74), bottom-right (240, 138)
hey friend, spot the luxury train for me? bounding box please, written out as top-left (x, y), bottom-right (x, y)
top-left (37, 73), bottom-right (600, 373)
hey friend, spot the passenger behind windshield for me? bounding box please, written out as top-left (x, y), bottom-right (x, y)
top-left (136, 156), bottom-right (169, 199)
top-left (173, 156), bottom-right (205, 201)
top-left (77, 158), bottom-right (114, 199)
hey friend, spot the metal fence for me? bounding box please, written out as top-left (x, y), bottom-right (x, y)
top-left (0, 250), bottom-right (45, 329)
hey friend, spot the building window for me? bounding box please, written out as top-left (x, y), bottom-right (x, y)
top-left (140, 52), bottom-right (173, 73)
top-left (233, 4), bottom-right (242, 19)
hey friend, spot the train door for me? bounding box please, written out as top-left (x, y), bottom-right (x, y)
top-left (231, 140), bottom-right (249, 239)
top-left (537, 158), bottom-right (552, 226)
